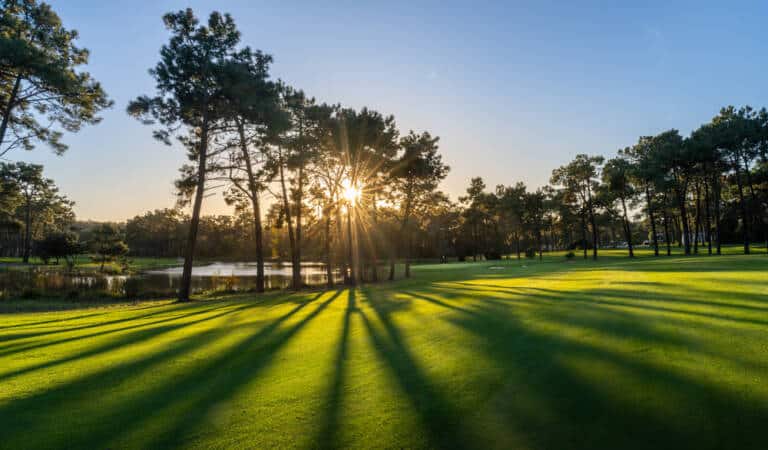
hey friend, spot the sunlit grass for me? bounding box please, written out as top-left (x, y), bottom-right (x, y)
top-left (1, 252), bottom-right (767, 449)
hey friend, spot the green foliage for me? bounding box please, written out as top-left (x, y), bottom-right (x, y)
top-left (34, 230), bottom-right (80, 265)
top-left (0, 0), bottom-right (112, 157)
top-left (89, 223), bottom-right (129, 271)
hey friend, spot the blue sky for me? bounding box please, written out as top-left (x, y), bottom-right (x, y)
top-left (17, 1), bottom-right (768, 220)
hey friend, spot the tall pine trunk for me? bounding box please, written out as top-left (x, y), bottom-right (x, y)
top-left (704, 179), bottom-right (712, 255)
top-left (645, 186), bottom-right (659, 256)
top-left (620, 196), bottom-right (634, 257)
top-left (674, 174), bottom-right (691, 255)
top-left (324, 214), bottom-right (334, 288)
top-left (179, 116), bottom-right (210, 302)
top-left (712, 174), bottom-right (722, 255)
top-left (22, 198), bottom-right (31, 263)
top-left (237, 120), bottom-right (264, 292)
top-left (693, 182), bottom-right (702, 254)
top-left (730, 156), bottom-right (750, 254)
top-left (277, 147), bottom-right (300, 288)
top-left (662, 208), bottom-right (672, 256)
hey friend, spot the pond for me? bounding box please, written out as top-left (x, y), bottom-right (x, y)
top-left (0, 262), bottom-right (343, 299)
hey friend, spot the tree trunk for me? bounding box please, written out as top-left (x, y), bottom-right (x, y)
top-left (0, 75), bottom-right (22, 155)
top-left (237, 120), bottom-right (264, 292)
top-left (371, 192), bottom-right (379, 282)
top-left (581, 213), bottom-right (588, 260)
top-left (693, 182), bottom-right (702, 254)
top-left (645, 186), bottom-right (659, 256)
top-left (336, 207), bottom-right (350, 284)
top-left (22, 197), bottom-right (31, 264)
top-left (324, 214), bottom-right (334, 288)
top-left (294, 163), bottom-right (304, 289)
top-left (346, 207), bottom-right (356, 286)
top-left (277, 147), bottom-right (300, 288)
top-left (712, 174), bottom-right (722, 255)
top-left (589, 210), bottom-right (598, 260)
top-left (730, 156), bottom-right (750, 254)
top-left (704, 179), bottom-right (712, 255)
top-left (401, 187), bottom-right (413, 278)
top-left (620, 196), bottom-right (634, 257)
top-left (178, 118), bottom-right (210, 302)
top-left (674, 175), bottom-right (691, 255)
top-left (662, 209), bottom-right (671, 256)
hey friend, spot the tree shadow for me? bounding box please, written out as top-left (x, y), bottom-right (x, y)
top-left (314, 289), bottom-right (356, 449)
top-left (0, 291), bottom-right (337, 449)
top-left (357, 286), bottom-right (474, 449)
top-left (0, 302), bottom-right (255, 382)
top-left (0, 301), bottom-right (235, 358)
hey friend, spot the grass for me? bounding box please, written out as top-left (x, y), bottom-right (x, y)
top-left (1, 251), bottom-right (767, 449)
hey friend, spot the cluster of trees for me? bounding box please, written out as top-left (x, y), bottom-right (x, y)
top-left (1, 0), bottom-right (112, 265)
top-left (457, 106), bottom-right (768, 261)
top-left (0, 162), bottom-right (74, 261)
top-left (128, 9), bottom-right (449, 300)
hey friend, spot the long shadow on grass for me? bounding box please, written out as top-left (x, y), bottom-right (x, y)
top-left (0, 292), bottom-right (330, 449)
top-left (0, 301), bottom-right (228, 344)
top-left (130, 289), bottom-right (343, 449)
top-left (410, 283), bottom-right (768, 450)
top-left (0, 302), bottom-right (255, 382)
top-left (314, 289), bottom-right (355, 449)
top-left (0, 301), bottom-right (234, 357)
top-left (358, 287), bottom-right (474, 449)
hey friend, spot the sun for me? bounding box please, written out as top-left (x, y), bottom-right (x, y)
top-left (341, 179), bottom-right (361, 206)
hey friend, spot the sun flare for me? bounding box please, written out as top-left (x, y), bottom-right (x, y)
top-left (341, 179), bottom-right (361, 206)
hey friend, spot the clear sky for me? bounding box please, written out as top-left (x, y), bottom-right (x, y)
top-left (16, 0), bottom-right (768, 221)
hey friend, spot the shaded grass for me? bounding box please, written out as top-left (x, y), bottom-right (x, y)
top-left (1, 251), bottom-right (768, 449)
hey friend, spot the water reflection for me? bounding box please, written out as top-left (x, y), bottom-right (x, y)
top-left (0, 262), bottom-right (343, 299)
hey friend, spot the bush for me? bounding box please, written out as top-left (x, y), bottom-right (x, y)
top-left (565, 251), bottom-right (576, 259)
top-left (484, 251), bottom-right (502, 260)
top-left (20, 288), bottom-right (43, 299)
top-left (123, 278), bottom-right (141, 299)
top-left (524, 248), bottom-right (536, 258)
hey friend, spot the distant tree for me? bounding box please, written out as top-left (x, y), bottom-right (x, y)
top-left (0, 0), bottom-right (111, 157)
top-left (496, 182), bottom-right (527, 259)
top-left (459, 177), bottom-right (490, 261)
top-left (602, 157), bottom-right (636, 257)
top-left (36, 230), bottom-right (80, 265)
top-left (652, 130), bottom-right (695, 254)
top-left (522, 188), bottom-right (547, 260)
top-left (128, 9), bottom-right (248, 301)
top-left (551, 154), bottom-right (604, 260)
top-left (90, 223), bottom-right (128, 272)
top-left (390, 131), bottom-right (448, 277)
top-left (0, 162), bottom-right (73, 262)
top-left (622, 137), bottom-right (664, 256)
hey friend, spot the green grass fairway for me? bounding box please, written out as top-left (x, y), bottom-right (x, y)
top-left (2, 252), bottom-right (768, 449)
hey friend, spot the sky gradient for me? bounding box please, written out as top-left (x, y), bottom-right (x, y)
top-left (14, 0), bottom-right (768, 220)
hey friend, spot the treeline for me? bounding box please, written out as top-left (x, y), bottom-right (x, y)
top-left (3, 2), bottom-right (768, 302)
top-left (460, 106), bottom-right (768, 260)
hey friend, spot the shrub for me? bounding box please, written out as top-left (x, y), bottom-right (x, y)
top-left (123, 278), bottom-right (141, 299)
top-left (524, 248), bottom-right (536, 258)
top-left (485, 251), bottom-right (502, 260)
top-left (20, 288), bottom-right (43, 299)
top-left (565, 251), bottom-right (576, 259)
